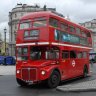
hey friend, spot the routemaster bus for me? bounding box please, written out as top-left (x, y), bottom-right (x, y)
top-left (16, 11), bottom-right (92, 88)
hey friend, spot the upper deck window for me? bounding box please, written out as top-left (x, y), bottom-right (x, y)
top-left (76, 28), bottom-right (81, 34)
top-left (33, 20), bottom-right (47, 27)
top-left (60, 23), bottom-right (68, 31)
top-left (20, 22), bottom-right (31, 29)
top-left (49, 18), bottom-right (58, 28)
top-left (87, 32), bottom-right (91, 37)
top-left (69, 26), bottom-right (75, 32)
top-left (60, 30), bottom-right (80, 44)
top-left (54, 30), bottom-right (60, 41)
top-left (82, 31), bottom-right (87, 37)
top-left (61, 32), bottom-right (70, 42)
top-left (80, 38), bottom-right (88, 45)
top-left (69, 34), bottom-right (80, 44)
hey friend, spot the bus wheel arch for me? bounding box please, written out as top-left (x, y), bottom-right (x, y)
top-left (83, 64), bottom-right (88, 77)
top-left (47, 68), bottom-right (61, 88)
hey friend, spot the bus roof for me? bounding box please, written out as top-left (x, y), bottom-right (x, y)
top-left (20, 11), bottom-right (58, 20)
top-left (20, 11), bottom-right (92, 32)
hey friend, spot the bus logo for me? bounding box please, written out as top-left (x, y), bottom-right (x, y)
top-left (72, 60), bottom-right (75, 67)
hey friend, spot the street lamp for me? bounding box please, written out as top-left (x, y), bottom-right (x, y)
top-left (4, 27), bottom-right (7, 56)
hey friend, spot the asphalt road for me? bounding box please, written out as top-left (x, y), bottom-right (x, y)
top-left (0, 64), bottom-right (96, 96)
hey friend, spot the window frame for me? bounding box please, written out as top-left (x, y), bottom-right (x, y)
top-left (83, 52), bottom-right (87, 58)
top-left (81, 30), bottom-right (87, 37)
top-left (24, 31), bottom-right (29, 37)
top-left (77, 52), bottom-right (83, 58)
top-left (69, 26), bottom-right (75, 32)
top-left (70, 51), bottom-right (77, 58)
top-left (76, 27), bottom-right (81, 35)
top-left (49, 17), bottom-right (59, 28)
top-left (87, 32), bottom-right (91, 37)
top-left (20, 21), bottom-right (31, 29)
top-left (33, 19), bottom-right (47, 28)
top-left (62, 51), bottom-right (69, 59)
top-left (17, 46), bottom-right (29, 61)
top-left (60, 23), bottom-right (68, 31)
top-left (80, 37), bottom-right (88, 46)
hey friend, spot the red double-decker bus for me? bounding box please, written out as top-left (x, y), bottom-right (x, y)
top-left (16, 11), bottom-right (92, 88)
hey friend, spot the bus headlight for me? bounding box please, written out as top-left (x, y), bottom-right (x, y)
top-left (41, 70), bottom-right (46, 75)
top-left (17, 70), bottom-right (20, 74)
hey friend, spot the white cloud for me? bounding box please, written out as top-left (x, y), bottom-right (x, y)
top-left (1, 0), bottom-right (96, 23)
top-left (0, 0), bottom-right (96, 40)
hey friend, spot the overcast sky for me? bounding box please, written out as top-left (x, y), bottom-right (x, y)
top-left (0, 0), bottom-right (96, 40)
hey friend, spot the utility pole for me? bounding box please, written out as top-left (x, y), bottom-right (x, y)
top-left (4, 28), bottom-right (7, 56)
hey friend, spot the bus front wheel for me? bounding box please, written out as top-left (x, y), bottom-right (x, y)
top-left (47, 71), bottom-right (60, 88)
top-left (16, 78), bottom-right (28, 87)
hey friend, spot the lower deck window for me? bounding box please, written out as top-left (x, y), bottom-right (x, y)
top-left (30, 47), bottom-right (59, 60)
top-left (77, 52), bottom-right (83, 58)
top-left (17, 47), bottom-right (28, 60)
top-left (70, 51), bottom-right (76, 58)
top-left (62, 51), bottom-right (69, 59)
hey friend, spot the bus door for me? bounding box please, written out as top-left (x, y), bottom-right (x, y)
top-left (61, 51), bottom-right (70, 79)
top-left (76, 52), bottom-right (87, 75)
top-left (75, 52), bottom-right (82, 75)
top-left (69, 51), bottom-right (77, 77)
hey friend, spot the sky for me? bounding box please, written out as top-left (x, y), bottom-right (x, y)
top-left (0, 0), bottom-right (96, 40)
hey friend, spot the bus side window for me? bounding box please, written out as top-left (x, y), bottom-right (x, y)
top-left (77, 52), bottom-right (83, 58)
top-left (60, 23), bottom-right (68, 31)
top-left (70, 51), bottom-right (76, 58)
top-left (83, 52), bottom-right (87, 58)
top-left (69, 26), bottom-right (75, 32)
top-left (87, 32), bottom-right (91, 37)
top-left (49, 18), bottom-right (59, 28)
top-left (62, 51), bottom-right (69, 59)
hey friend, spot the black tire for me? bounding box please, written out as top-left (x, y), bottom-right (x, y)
top-left (47, 71), bottom-right (60, 88)
top-left (16, 78), bottom-right (28, 86)
top-left (83, 66), bottom-right (88, 78)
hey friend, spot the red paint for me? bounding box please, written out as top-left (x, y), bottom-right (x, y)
top-left (16, 11), bottom-right (92, 86)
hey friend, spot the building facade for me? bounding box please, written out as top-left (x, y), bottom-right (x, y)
top-left (8, 3), bottom-right (56, 56)
top-left (0, 40), bottom-right (9, 56)
top-left (80, 19), bottom-right (96, 52)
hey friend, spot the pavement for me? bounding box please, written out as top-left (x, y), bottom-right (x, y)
top-left (56, 64), bottom-right (96, 92)
top-left (57, 79), bottom-right (96, 92)
top-left (0, 65), bottom-right (15, 75)
top-left (1, 64), bottom-right (96, 92)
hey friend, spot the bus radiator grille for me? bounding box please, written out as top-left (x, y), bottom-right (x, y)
top-left (22, 68), bottom-right (37, 81)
